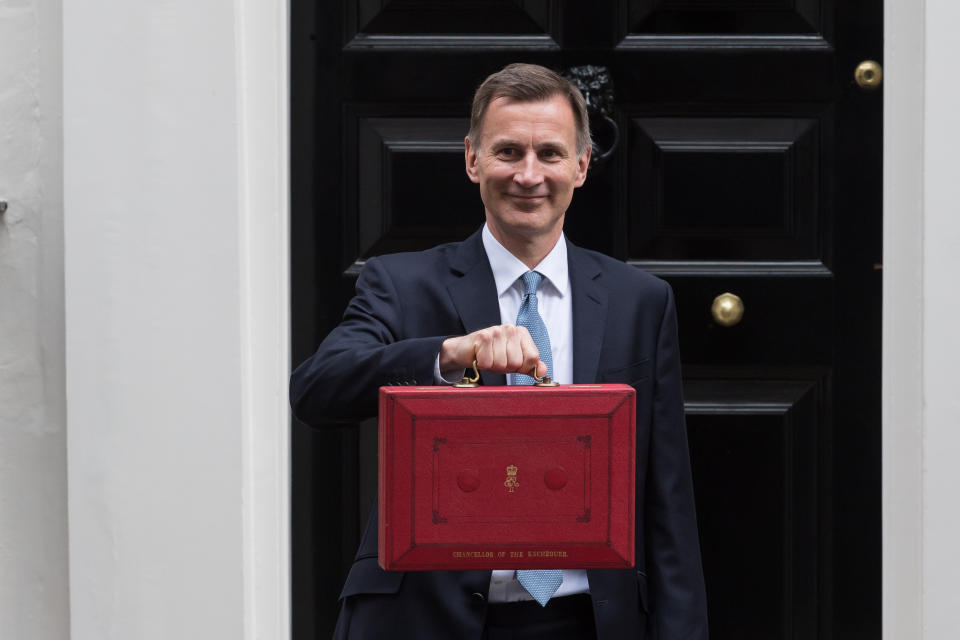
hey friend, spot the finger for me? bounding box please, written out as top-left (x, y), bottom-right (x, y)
top-left (504, 325), bottom-right (524, 372)
top-left (491, 325), bottom-right (509, 371)
top-left (473, 330), bottom-right (494, 370)
top-left (517, 327), bottom-right (541, 374)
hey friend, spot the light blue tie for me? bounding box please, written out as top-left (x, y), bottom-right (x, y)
top-left (511, 271), bottom-right (553, 386)
top-left (513, 271), bottom-right (563, 606)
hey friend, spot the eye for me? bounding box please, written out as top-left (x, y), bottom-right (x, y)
top-left (496, 147), bottom-right (516, 158)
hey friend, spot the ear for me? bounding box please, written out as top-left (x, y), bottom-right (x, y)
top-left (464, 136), bottom-right (480, 184)
top-left (573, 145), bottom-right (591, 188)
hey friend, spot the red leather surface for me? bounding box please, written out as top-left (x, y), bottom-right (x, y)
top-left (378, 385), bottom-right (636, 571)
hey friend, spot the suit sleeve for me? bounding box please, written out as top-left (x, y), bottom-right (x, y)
top-left (290, 257), bottom-right (449, 423)
top-left (646, 282), bottom-right (709, 638)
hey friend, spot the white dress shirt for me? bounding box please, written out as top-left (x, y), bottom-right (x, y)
top-left (435, 223), bottom-right (589, 602)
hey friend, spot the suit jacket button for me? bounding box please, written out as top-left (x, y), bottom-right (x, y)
top-left (471, 592), bottom-right (486, 602)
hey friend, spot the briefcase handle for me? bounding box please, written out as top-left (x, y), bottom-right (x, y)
top-left (453, 360), bottom-right (559, 388)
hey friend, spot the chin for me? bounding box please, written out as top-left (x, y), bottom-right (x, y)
top-left (487, 203), bottom-right (564, 236)
top-left (501, 215), bottom-right (561, 239)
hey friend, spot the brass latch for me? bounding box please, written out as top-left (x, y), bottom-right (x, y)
top-left (454, 360), bottom-right (559, 387)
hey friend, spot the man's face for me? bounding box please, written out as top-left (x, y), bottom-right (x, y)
top-left (465, 94), bottom-right (590, 246)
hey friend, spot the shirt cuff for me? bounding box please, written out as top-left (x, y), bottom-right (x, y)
top-left (434, 353), bottom-right (466, 385)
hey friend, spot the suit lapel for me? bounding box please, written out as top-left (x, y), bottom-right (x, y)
top-left (447, 230), bottom-right (506, 386)
top-left (567, 240), bottom-right (607, 384)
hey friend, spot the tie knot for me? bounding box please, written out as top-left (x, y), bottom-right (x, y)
top-left (520, 271), bottom-right (544, 296)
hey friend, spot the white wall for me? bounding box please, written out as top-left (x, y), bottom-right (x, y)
top-left (885, 0), bottom-right (960, 638)
top-left (920, 0), bottom-right (960, 636)
top-left (62, 0), bottom-right (289, 638)
top-left (63, 0), bottom-right (242, 635)
top-left (0, 0), bottom-right (70, 637)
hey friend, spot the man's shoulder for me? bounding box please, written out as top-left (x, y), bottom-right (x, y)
top-left (365, 237), bottom-right (472, 274)
top-left (571, 244), bottom-right (669, 295)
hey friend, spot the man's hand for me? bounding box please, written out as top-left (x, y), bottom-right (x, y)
top-left (439, 324), bottom-right (547, 378)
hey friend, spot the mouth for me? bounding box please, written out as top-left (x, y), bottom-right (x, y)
top-left (508, 194), bottom-right (548, 203)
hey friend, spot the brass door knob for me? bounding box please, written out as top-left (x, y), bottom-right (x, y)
top-left (855, 60), bottom-right (883, 90)
top-left (711, 293), bottom-right (744, 327)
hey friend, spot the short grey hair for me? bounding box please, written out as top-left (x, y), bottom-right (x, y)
top-left (467, 63), bottom-right (592, 156)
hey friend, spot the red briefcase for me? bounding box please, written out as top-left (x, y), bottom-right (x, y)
top-left (378, 384), bottom-right (636, 571)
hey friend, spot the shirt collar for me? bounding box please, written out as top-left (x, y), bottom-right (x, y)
top-left (481, 223), bottom-right (569, 298)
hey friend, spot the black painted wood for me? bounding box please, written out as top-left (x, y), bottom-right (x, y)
top-left (350, 116), bottom-right (480, 258)
top-left (626, 0), bottom-right (824, 37)
top-left (291, 1), bottom-right (882, 637)
top-left (629, 116), bottom-right (823, 261)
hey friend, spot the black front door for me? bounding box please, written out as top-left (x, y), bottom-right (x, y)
top-left (291, 2), bottom-right (882, 638)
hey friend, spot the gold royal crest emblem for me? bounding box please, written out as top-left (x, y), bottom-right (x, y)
top-left (504, 464), bottom-right (519, 493)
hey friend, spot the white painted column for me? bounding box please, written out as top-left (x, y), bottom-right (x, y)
top-left (885, 0), bottom-right (960, 638)
top-left (236, 0), bottom-right (292, 637)
top-left (0, 0), bottom-right (69, 638)
top-left (63, 1), bottom-right (289, 638)
top-left (920, 1), bottom-right (960, 637)
top-left (883, 0), bottom-right (924, 638)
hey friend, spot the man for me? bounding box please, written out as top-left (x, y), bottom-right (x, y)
top-left (291, 63), bottom-right (707, 639)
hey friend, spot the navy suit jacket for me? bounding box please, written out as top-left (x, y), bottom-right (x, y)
top-left (290, 229), bottom-right (707, 639)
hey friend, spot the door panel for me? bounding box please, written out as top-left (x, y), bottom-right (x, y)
top-left (687, 377), bottom-right (823, 640)
top-left (350, 115), bottom-right (478, 260)
top-left (628, 116), bottom-right (825, 261)
top-left (347, 0), bottom-right (560, 43)
top-left (625, 0), bottom-right (826, 41)
top-left (291, 1), bottom-right (881, 637)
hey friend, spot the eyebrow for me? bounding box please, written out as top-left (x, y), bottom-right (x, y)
top-left (490, 139), bottom-right (570, 153)
top-left (537, 142), bottom-right (568, 154)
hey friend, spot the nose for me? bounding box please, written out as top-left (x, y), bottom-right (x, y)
top-left (513, 151), bottom-right (544, 188)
